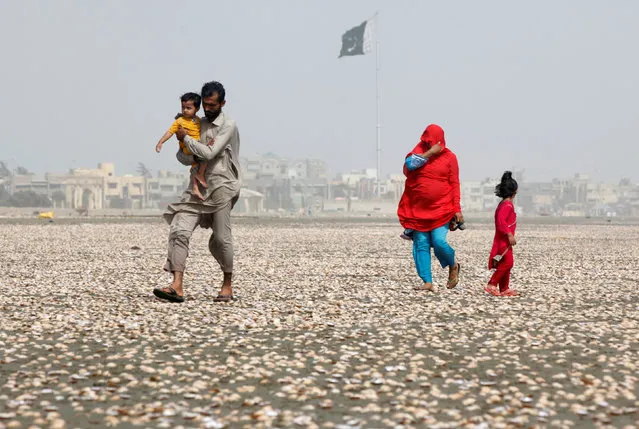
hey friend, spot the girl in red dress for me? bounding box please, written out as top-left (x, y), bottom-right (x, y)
top-left (485, 171), bottom-right (519, 297)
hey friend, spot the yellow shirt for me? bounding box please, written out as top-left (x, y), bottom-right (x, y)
top-left (168, 116), bottom-right (201, 156)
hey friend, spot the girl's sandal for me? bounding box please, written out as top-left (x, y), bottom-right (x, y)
top-left (484, 285), bottom-right (500, 296)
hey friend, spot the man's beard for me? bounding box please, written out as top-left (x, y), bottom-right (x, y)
top-left (205, 110), bottom-right (220, 121)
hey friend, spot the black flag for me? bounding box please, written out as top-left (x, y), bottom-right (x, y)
top-left (338, 21), bottom-right (369, 58)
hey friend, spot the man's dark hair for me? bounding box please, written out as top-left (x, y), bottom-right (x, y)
top-left (495, 171), bottom-right (518, 199)
top-left (201, 81), bottom-right (226, 102)
top-left (180, 92), bottom-right (201, 109)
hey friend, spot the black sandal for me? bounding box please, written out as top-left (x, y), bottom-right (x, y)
top-left (153, 287), bottom-right (185, 303)
top-left (213, 294), bottom-right (236, 303)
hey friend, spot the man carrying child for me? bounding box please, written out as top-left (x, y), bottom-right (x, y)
top-left (153, 81), bottom-right (241, 303)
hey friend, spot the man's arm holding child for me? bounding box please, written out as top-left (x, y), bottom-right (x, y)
top-left (176, 121), bottom-right (237, 162)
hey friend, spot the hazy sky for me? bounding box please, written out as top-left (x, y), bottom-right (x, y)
top-left (1, 0), bottom-right (638, 183)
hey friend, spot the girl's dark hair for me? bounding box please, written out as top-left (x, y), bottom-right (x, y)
top-left (495, 171), bottom-right (518, 199)
top-left (181, 92), bottom-right (201, 109)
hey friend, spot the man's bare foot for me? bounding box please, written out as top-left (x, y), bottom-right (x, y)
top-left (414, 282), bottom-right (435, 291)
top-left (214, 272), bottom-right (234, 302)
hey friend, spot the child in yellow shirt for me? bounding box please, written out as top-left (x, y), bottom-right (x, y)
top-left (155, 93), bottom-right (209, 200)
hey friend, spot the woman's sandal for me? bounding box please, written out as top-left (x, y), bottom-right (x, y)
top-left (446, 263), bottom-right (461, 289)
top-left (153, 287), bottom-right (185, 303)
top-left (213, 294), bottom-right (236, 303)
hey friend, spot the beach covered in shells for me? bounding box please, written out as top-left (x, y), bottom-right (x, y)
top-left (1, 217), bottom-right (638, 428)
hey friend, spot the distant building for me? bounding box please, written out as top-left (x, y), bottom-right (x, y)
top-left (146, 170), bottom-right (190, 209)
top-left (234, 188), bottom-right (265, 213)
top-left (7, 158), bottom-right (639, 216)
top-left (240, 154), bottom-right (328, 211)
top-left (460, 181), bottom-right (483, 212)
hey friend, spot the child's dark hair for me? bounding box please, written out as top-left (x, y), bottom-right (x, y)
top-left (495, 171), bottom-right (518, 199)
top-left (180, 92), bottom-right (201, 109)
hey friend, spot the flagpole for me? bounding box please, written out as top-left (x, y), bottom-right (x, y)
top-left (374, 11), bottom-right (381, 199)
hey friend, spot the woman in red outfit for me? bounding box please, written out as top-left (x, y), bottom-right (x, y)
top-left (397, 124), bottom-right (463, 291)
top-left (485, 171), bottom-right (519, 297)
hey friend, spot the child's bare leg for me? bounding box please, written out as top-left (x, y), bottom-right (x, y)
top-left (195, 161), bottom-right (209, 188)
top-left (191, 175), bottom-right (205, 200)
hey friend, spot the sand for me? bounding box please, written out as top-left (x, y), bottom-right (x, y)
top-left (0, 217), bottom-right (637, 428)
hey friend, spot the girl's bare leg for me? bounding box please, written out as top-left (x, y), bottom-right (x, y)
top-left (195, 161), bottom-right (209, 188)
top-left (191, 175), bottom-right (205, 200)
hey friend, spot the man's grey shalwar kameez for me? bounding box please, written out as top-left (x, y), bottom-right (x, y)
top-left (163, 112), bottom-right (241, 273)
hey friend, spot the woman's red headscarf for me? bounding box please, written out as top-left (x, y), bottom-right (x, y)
top-left (420, 124), bottom-right (446, 151)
